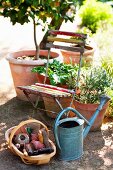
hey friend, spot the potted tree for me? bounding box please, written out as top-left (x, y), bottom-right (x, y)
top-left (0, 0), bottom-right (76, 100)
top-left (74, 66), bottom-right (112, 131)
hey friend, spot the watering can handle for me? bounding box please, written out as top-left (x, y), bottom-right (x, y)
top-left (55, 107), bottom-right (90, 125)
top-left (54, 107), bottom-right (90, 150)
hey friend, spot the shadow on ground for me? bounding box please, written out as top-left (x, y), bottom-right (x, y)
top-left (0, 97), bottom-right (113, 170)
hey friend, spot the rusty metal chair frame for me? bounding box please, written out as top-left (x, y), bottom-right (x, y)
top-left (17, 30), bottom-right (87, 116)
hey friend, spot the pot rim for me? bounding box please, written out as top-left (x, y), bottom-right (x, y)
top-left (74, 100), bottom-right (109, 110)
top-left (61, 45), bottom-right (95, 57)
top-left (6, 50), bottom-right (60, 66)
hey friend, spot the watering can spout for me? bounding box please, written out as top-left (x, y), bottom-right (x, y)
top-left (99, 95), bottom-right (110, 108)
top-left (83, 95), bottom-right (110, 139)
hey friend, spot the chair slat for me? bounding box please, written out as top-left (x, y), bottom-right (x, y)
top-left (17, 85), bottom-right (72, 98)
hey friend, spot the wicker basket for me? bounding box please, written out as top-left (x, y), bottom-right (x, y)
top-left (5, 119), bottom-right (56, 165)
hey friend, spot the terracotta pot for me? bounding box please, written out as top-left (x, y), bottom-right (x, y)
top-left (61, 45), bottom-right (95, 65)
top-left (6, 50), bottom-right (61, 101)
top-left (43, 96), bottom-right (75, 119)
top-left (74, 100), bottom-right (109, 131)
top-left (36, 74), bottom-right (50, 84)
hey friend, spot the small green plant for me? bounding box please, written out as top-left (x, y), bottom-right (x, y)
top-left (32, 60), bottom-right (79, 87)
top-left (75, 66), bottom-right (112, 104)
top-left (101, 56), bottom-right (113, 77)
top-left (79, 0), bottom-right (113, 33)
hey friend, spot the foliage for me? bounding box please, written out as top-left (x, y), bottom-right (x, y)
top-left (93, 25), bottom-right (113, 60)
top-left (73, 26), bottom-right (93, 46)
top-left (0, 0), bottom-right (76, 26)
top-left (101, 56), bottom-right (113, 77)
top-left (75, 0), bottom-right (113, 5)
top-left (101, 52), bottom-right (113, 117)
top-left (75, 66), bottom-right (112, 104)
top-left (98, 0), bottom-right (113, 2)
top-left (32, 59), bottom-right (79, 87)
top-left (106, 89), bottom-right (113, 117)
top-left (93, 23), bottom-right (113, 117)
top-left (0, 0), bottom-right (77, 59)
top-left (79, 0), bottom-right (113, 33)
top-left (32, 59), bottom-right (113, 104)
top-left (76, 26), bottom-right (92, 37)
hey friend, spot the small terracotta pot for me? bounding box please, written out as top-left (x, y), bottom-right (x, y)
top-left (61, 45), bottom-right (95, 65)
top-left (74, 100), bottom-right (109, 131)
top-left (43, 96), bottom-right (75, 119)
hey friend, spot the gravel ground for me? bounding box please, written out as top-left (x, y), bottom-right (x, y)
top-left (0, 16), bottom-right (113, 170)
top-left (1, 96), bottom-right (113, 170)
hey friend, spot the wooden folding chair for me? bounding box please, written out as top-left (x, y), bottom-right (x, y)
top-left (17, 30), bottom-right (87, 117)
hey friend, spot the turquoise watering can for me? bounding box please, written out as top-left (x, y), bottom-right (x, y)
top-left (54, 95), bottom-right (110, 161)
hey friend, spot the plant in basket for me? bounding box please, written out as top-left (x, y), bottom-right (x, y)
top-left (5, 119), bottom-right (56, 165)
top-left (0, 0), bottom-right (76, 100)
top-left (74, 66), bottom-right (113, 131)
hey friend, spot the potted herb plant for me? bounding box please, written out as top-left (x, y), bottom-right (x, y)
top-left (0, 0), bottom-right (76, 100)
top-left (32, 59), bottom-right (79, 118)
top-left (74, 66), bottom-right (112, 131)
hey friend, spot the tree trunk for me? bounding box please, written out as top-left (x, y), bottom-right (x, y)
top-left (33, 19), bottom-right (40, 60)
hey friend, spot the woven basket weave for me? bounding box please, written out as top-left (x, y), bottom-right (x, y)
top-left (5, 119), bottom-right (56, 165)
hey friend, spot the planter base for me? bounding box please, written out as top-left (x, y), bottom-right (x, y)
top-left (43, 96), bottom-right (75, 119)
top-left (74, 100), bottom-right (109, 131)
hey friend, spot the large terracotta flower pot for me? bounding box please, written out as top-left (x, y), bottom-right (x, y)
top-left (74, 100), bottom-right (109, 131)
top-left (61, 45), bottom-right (95, 65)
top-left (6, 50), bottom-right (61, 101)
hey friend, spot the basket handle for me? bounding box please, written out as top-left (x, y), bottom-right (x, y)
top-left (21, 157), bottom-right (34, 165)
top-left (9, 119), bottom-right (48, 151)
